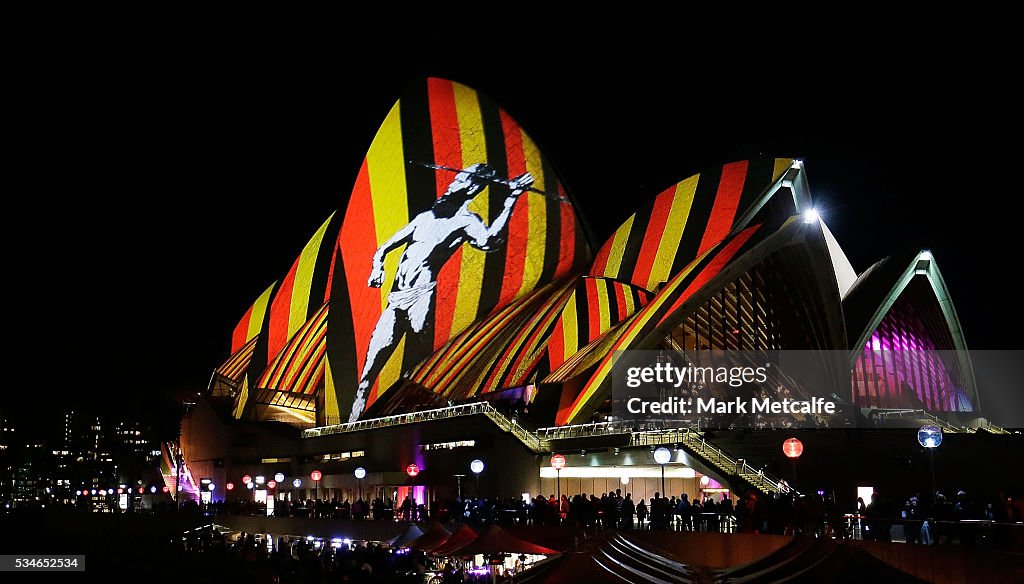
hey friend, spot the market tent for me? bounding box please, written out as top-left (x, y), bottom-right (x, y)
top-left (388, 524), bottom-right (425, 548)
top-left (430, 524), bottom-right (478, 556)
top-left (409, 523), bottom-right (451, 552)
top-left (448, 524), bottom-right (559, 556)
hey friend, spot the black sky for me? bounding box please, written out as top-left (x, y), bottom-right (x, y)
top-left (7, 6), bottom-right (1020, 436)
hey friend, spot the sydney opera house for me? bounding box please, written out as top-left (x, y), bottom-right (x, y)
top-left (173, 78), bottom-right (1007, 509)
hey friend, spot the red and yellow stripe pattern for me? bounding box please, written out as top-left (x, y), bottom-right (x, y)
top-left (332, 78), bottom-right (590, 418)
top-left (546, 277), bottom-right (654, 373)
top-left (230, 282), bottom-right (276, 354)
top-left (257, 302), bottom-right (329, 396)
top-left (558, 224), bottom-right (765, 425)
top-left (589, 158), bottom-right (792, 291)
top-left (265, 213), bottom-right (339, 365)
top-left (215, 336), bottom-right (258, 383)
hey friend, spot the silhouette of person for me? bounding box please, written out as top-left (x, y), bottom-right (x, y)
top-left (349, 163), bottom-right (534, 420)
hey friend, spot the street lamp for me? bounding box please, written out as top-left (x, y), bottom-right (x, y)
top-left (550, 454), bottom-right (566, 503)
top-left (653, 447), bottom-right (671, 497)
top-left (470, 459), bottom-right (484, 495)
top-left (310, 470), bottom-right (322, 500)
top-left (918, 425), bottom-right (943, 505)
top-left (274, 473), bottom-right (285, 483)
top-left (783, 437), bottom-right (803, 491)
top-left (354, 467), bottom-right (366, 502)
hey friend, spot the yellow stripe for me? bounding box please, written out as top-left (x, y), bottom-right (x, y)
top-left (366, 102), bottom-right (409, 393)
top-left (288, 213), bottom-right (335, 338)
top-left (451, 82), bottom-right (488, 336)
top-left (561, 292), bottom-right (579, 361)
top-left (603, 216), bottom-right (634, 278)
top-left (232, 378), bottom-right (249, 419)
top-left (323, 354), bottom-right (339, 424)
top-left (773, 158), bottom-right (794, 181)
top-left (623, 289), bottom-right (636, 315)
top-left (246, 283), bottom-right (276, 342)
top-left (595, 280), bottom-right (611, 333)
top-left (647, 175), bottom-right (698, 290)
top-left (567, 246), bottom-right (716, 423)
top-left (378, 335), bottom-right (407, 397)
top-left (517, 128), bottom-right (547, 298)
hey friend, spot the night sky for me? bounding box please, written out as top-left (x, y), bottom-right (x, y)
top-left (8, 6), bottom-right (1019, 437)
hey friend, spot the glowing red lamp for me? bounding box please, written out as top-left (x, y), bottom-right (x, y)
top-left (226, 482), bottom-right (235, 491)
top-left (783, 437), bottom-right (804, 459)
top-left (267, 480), bottom-right (277, 489)
top-left (406, 463), bottom-right (420, 477)
top-left (241, 474), bottom-right (252, 484)
top-left (550, 454), bottom-right (566, 470)
top-left (310, 470), bottom-right (323, 481)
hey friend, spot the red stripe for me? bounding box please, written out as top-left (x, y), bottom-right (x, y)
top-left (547, 318), bottom-right (567, 371)
top-left (613, 282), bottom-right (629, 321)
top-left (555, 184), bottom-right (576, 277)
top-left (503, 285), bottom-right (573, 384)
top-left (632, 186), bottom-right (675, 289)
top-left (585, 278), bottom-right (601, 342)
top-left (589, 239), bottom-right (612, 276)
top-left (231, 305), bottom-right (254, 353)
top-left (697, 161), bottom-right (749, 256)
top-left (659, 225), bottom-right (759, 326)
top-left (266, 260), bottom-right (298, 364)
top-left (428, 78), bottom-right (464, 350)
top-left (497, 110), bottom-right (528, 306)
top-left (339, 161), bottom-right (380, 384)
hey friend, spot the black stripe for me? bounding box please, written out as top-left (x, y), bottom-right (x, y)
top-left (398, 79), bottom-right (440, 377)
top-left (575, 279), bottom-right (590, 348)
top-left (604, 278), bottom-right (620, 324)
top-left (325, 245), bottom-right (358, 422)
top-left (671, 167), bottom-right (723, 274)
top-left (475, 91), bottom-right (510, 318)
top-left (616, 203), bottom-right (651, 283)
top-left (538, 155), bottom-right (562, 284)
top-left (737, 157), bottom-right (777, 213)
top-left (306, 212), bottom-right (343, 319)
top-left (241, 281), bottom-right (281, 418)
top-left (400, 79), bottom-right (437, 216)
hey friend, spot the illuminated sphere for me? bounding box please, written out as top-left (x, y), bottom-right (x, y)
top-left (918, 425), bottom-right (943, 449)
top-left (550, 454), bottom-right (566, 470)
top-left (470, 459), bottom-right (485, 474)
top-left (310, 470), bottom-right (323, 481)
top-left (226, 483), bottom-right (235, 491)
top-left (274, 473), bottom-right (285, 483)
top-left (241, 474), bottom-right (252, 484)
top-left (162, 486), bottom-right (170, 493)
top-left (292, 478), bottom-right (302, 488)
top-left (267, 480), bottom-right (277, 489)
top-left (150, 486), bottom-right (157, 493)
top-left (406, 464), bottom-right (420, 477)
top-left (653, 447), bottom-right (672, 465)
top-left (208, 484), bottom-right (215, 492)
top-left (246, 482), bottom-right (254, 490)
top-left (782, 438), bottom-right (804, 459)
top-left (620, 476), bottom-right (629, 485)
top-left (700, 476), bottom-right (711, 486)
top-left (354, 467), bottom-right (367, 479)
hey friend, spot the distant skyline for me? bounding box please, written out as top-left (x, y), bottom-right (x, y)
top-left (7, 7), bottom-right (1019, 432)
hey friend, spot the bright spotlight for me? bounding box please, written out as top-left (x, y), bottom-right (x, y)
top-left (802, 209), bottom-right (819, 224)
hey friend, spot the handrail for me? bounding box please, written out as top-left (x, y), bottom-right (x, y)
top-left (302, 403), bottom-right (792, 494)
